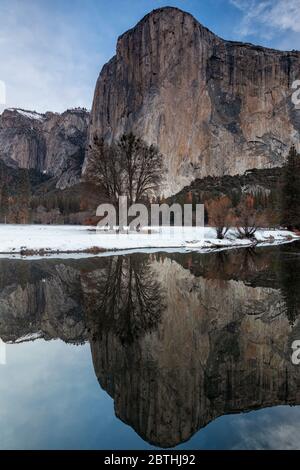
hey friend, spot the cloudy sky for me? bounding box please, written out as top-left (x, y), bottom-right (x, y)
top-left (0, 0), bottom-right (299, 113)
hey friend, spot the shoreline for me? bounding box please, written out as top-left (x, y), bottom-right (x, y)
top-left (0, 224), bottom-right (298, 259)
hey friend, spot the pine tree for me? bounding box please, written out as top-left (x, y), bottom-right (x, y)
top-left (17, 170), bottom-right (31, 223)
top-left (281, 145), bottom-right (300, 230)
top-left (278, 252), bottom-right (300, 326)
top-left (0, 162), bottom-right (10, 223)
top-left (0, 181), bottom-right (9, 223)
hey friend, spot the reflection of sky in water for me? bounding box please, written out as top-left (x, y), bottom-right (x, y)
top-left (0, 339), bottom-right (300, 450)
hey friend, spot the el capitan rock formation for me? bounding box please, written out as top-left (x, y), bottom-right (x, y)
top-left (87, 6), bottom-right (300, 194)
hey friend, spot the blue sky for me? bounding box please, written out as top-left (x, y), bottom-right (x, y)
top-left (0, 0), bottom-right (299, 113)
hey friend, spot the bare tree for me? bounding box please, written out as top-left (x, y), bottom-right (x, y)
top-left (118, 133), bottom-right (164, 204)
top-left (85, 133), bottom-right (164, 205)
top-left (85, 136), bottom-right (122, 206)
top-left (235, 195), bottom-right (258, 239)
top-left (206, 195), bottom-right (233, 239)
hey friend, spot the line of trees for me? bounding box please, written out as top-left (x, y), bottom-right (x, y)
top-left (0, 163), bottom-right (84, 224)
top-left (0, 137), bottom-right (299, 231)
top-left (30, 193), bottom-right (81, 215)
top-left (201, 145), bottom-right (300, 239)
top-left (281, 145), bottom-right (300, 231)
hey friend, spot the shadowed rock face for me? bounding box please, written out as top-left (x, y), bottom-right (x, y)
top-left (88, 255), bottom-right (300, 448)
top-left (87, 7), bottom-right (300, 194)
top-left (0, 259), bottom-right (87, 344)
top-left (1, 249), bottom-right (300, 448)
top-left (0, 108), bottom-right (89, 189)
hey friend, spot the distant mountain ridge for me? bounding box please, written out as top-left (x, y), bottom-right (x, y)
top-left (0, 107), bottom-right (89, 189)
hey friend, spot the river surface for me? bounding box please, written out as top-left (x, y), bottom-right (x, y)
top-left (1, 243), bottom-right (300, 449)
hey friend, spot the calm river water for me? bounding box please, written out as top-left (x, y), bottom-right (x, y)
top-left (1, 243), bottom-right (300, 449)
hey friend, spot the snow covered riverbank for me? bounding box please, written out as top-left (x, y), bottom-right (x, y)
top-left (0, 224), bottom-right (298, 258)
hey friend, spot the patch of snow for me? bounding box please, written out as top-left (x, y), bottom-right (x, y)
top-left (0, 225), bottom-right (298, 258)
top-left (8, 108), bottom-right (45, 121)
top-left (8, 331), bottom-right (44, 344)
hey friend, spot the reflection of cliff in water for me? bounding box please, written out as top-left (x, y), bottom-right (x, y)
top-left (0, 259), bottom-right (87, 344)
top-left (1, 246), bottom-right (300, 448)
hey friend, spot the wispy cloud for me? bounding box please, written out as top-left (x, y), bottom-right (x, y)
top-left (0, 0), bottom-right (108, 113)
top-left (230, 0), bottom-right (300, 48)
top-left (231, 408), bottom-right (300, 450)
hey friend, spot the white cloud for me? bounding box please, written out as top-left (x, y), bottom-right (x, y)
top-left (263, 0), bottom-right (300, 33)
top-left (234, 409), bottom-right (300, 450)
top-left (0, 0), bottom-right (106, 113)
top-left (230, 0), bottom-right (300, 48)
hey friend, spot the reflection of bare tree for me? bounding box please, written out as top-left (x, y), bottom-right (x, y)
top-left (83, 255), bottom-right (163, 344)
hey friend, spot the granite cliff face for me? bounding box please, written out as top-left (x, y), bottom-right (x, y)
top-left (87, 7), bottom-right (300, 194)
top-left (0, 108), bottom-right (89, 189)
